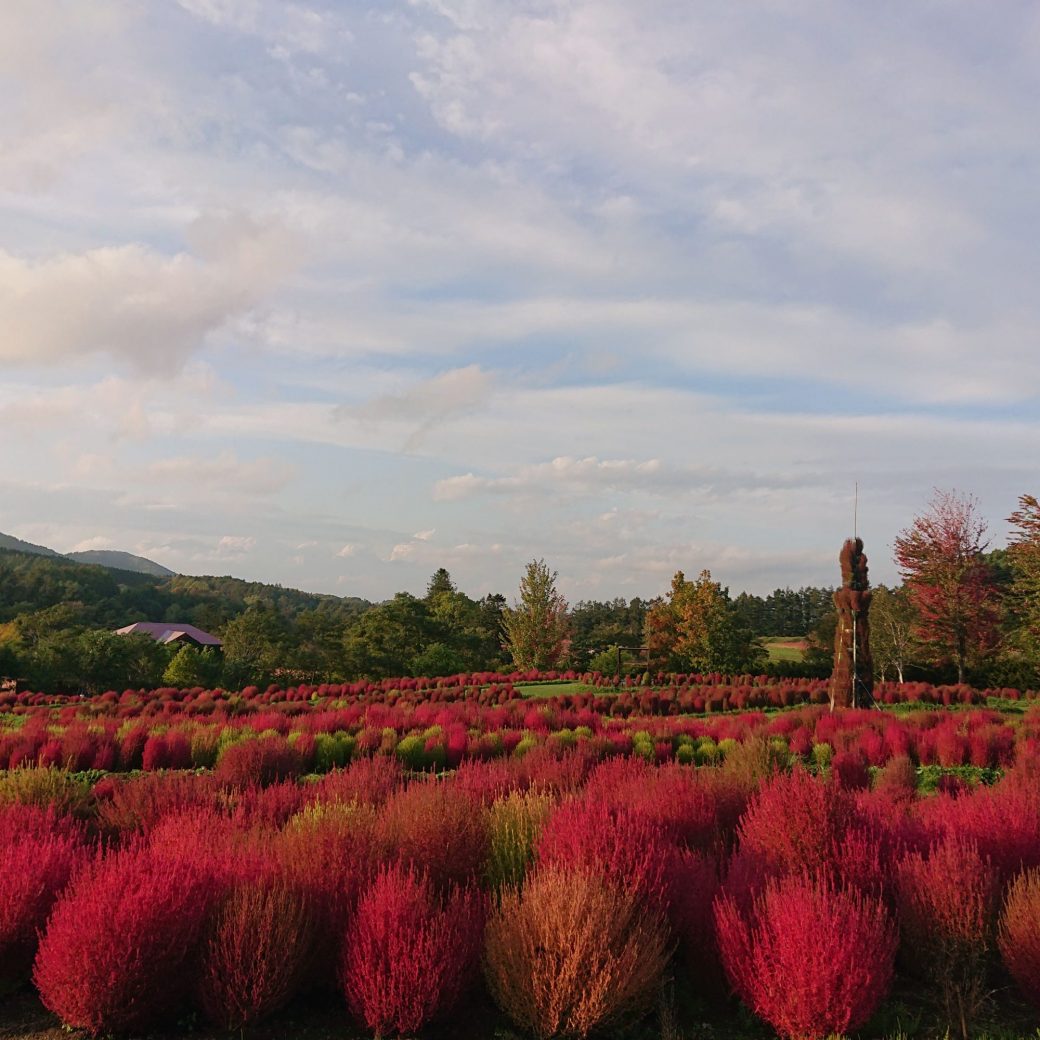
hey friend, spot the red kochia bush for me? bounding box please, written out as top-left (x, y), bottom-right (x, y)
top-left (307, 755), bottom-right (403, 807)
top-left (95, 771), bottom-right (217, 836)
top-left (340, 865), bottom-right (485, 1037)
top-left (714, 873), bottom-right (896, 1040)
top-left (279, 804), bottom-right (379, 986)
top-left (998, 868), bottom-right (1040, 1012)
top-left (33, 843), bottom-right (209, 1035)
top-left (195, 870), bottom-right (316, 1030)
top-left (215, 735), bottom-right (303, 788)
top-left (0, 806), bottom-right (88, 988)
top-left (894, 836), bottom-right (998, 1038)
top-left (736, 768), bottom-right (854, 876)
top-left (536, 798), bottom-right (678, 914)
top-left (916, 778), bottom-right (1040, 884)
top-left (375, 781), bottom-right (488, 890)
top-left (582, 759), bottom-right (721, 852)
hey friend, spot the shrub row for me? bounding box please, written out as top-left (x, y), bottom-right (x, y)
top-left (4, 751), bottom-right (1040, 1038)
top-left (4, 698), bottom-right (1040, 776)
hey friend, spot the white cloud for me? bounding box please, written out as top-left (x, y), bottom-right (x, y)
top-left (214, 535), bottom-right (256, 559)
top-left (335, 543), bottom-right (357, 558)
top-left (176, 0), bottom-right (352, 55)
top-left (2, 2), bottom-right (1040, 602)
top-left (0, 214), bottom-right (296, 373)
top-left (413, 528), bottom-right (435, 541)
top-left (147, 450), bottom-right (295, 496)
top-left (175, 0), bottom-right (260, 32)
top-left (69, 535), bottom-right (114, 552)
top-left (433, 455), bottom-right (813, 501)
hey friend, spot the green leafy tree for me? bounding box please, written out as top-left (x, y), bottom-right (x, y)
top-left (569, 598), bottom-right (648, 671)
top-left (0, 638), bottom-right (21, 680)
top-left (162, 644), bottom-right (223, 688)
top-left (342, 593), bottom-right (436, 679)
top-left (870, 585), bottom-right (918, 683)
top-left (290, 608), bottom-right (347, 681)
top-left (425, 567), bottom-right (457, 600)
top-left (411, 641), bottom-right (467, 677)
top-left (221, 605), bottom-right (291, 688)
top-left (17, 627), bottom-right (169, 695)
top-left (804, 611), bottom-right (838, 672)
top-left (587, 644), bottom-right (641, 678)
top-left (474, 593), bottom-right (509, 670)
top-left (502, 560), bottom-right (571, 671)
top-left (424, 570), bottom-right (484, 668)
top-left (1007, 495), bottom-right (1040, 664)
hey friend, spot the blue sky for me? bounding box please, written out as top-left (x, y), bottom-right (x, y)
top-left (2, 0), bottom-right (1039, 602)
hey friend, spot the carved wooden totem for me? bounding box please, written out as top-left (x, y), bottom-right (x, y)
top-left (829, 537), bottom-right (874, 710)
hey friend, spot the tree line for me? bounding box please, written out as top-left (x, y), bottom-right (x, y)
top-left (4, 487), bottom-right (1040, 692)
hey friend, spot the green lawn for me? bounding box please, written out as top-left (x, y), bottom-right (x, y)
top-left (515, 680), bottom-right (607, 698)
top-left (761, 636), bottom-right (808, 663)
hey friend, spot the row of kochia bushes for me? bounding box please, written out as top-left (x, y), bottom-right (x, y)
top-left (3, 700), bottom-right (1040, 776)
top-left (4, 674), bottom-right (1033, 719)
top-left (4, 749), bottom-right (1040, 1039)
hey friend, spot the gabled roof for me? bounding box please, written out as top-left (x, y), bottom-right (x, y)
top-left (115, 622), bottom-right (223, 647)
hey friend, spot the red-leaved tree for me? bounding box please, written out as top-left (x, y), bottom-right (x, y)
top-left (894, 489), bottom-right (1000, 683)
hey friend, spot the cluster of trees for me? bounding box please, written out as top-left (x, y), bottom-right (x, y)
top-left (0, 549), bottom-right (370, 694)
top-left (8, 487), bottom-right (1040, 692)
top-left (800, 490), bottom-right (1040, 689)
top-left (731, 586), bottom-right (834, 637)
top-left (502, 490), bottom-right (1040, 687)
top-left (0, 550), bottom-right (369, 632)
top-left (0, 549), bottom-right (782, 691)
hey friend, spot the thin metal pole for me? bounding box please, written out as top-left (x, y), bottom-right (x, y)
top-left (852, 605), bottom-right (858, 708)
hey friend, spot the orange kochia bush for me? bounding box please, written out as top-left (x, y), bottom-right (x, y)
top-left (484, 864), bottom-right (672, 1040)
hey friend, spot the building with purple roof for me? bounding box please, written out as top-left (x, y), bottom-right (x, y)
top-left (115, 622), bottom-right (223, 649)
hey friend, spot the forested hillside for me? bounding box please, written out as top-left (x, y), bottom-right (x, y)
top-left (0, 548), bottom-right (369, 630)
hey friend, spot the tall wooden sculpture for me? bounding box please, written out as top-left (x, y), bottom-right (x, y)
top-left (829, 537), bottom-right (874, 709)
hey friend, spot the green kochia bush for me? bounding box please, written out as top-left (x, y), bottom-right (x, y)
top-left (395, 734), bottom-right (429, 770)
top-left (313, 731), bottom-right (355, 772)
top-left (486, 790), bottom-right (553, 890)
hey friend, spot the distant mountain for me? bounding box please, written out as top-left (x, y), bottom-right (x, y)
top-left (0, 545), bottom-right (371, 632)
top-left (0, 531), bottom-right (175, 577)
top-left (0, 532), bottom-right (62, 558)
top-left (65, 550), bottom-right (176, 577)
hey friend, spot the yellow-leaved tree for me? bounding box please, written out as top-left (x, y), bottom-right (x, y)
top-left (645, 569), bottom-right (763, 674)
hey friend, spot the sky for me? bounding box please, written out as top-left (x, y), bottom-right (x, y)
top-left (3, 1), bottom-right (1040, 604)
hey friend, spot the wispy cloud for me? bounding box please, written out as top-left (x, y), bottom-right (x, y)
top-left (347, 365), bottom-right (495, 449)
top-left (433, 456), bottom-right (818, 501)
top-left (1, 1), bottom-right (1038, 600)
top-left (147, 450), bottom-right (295, 496)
